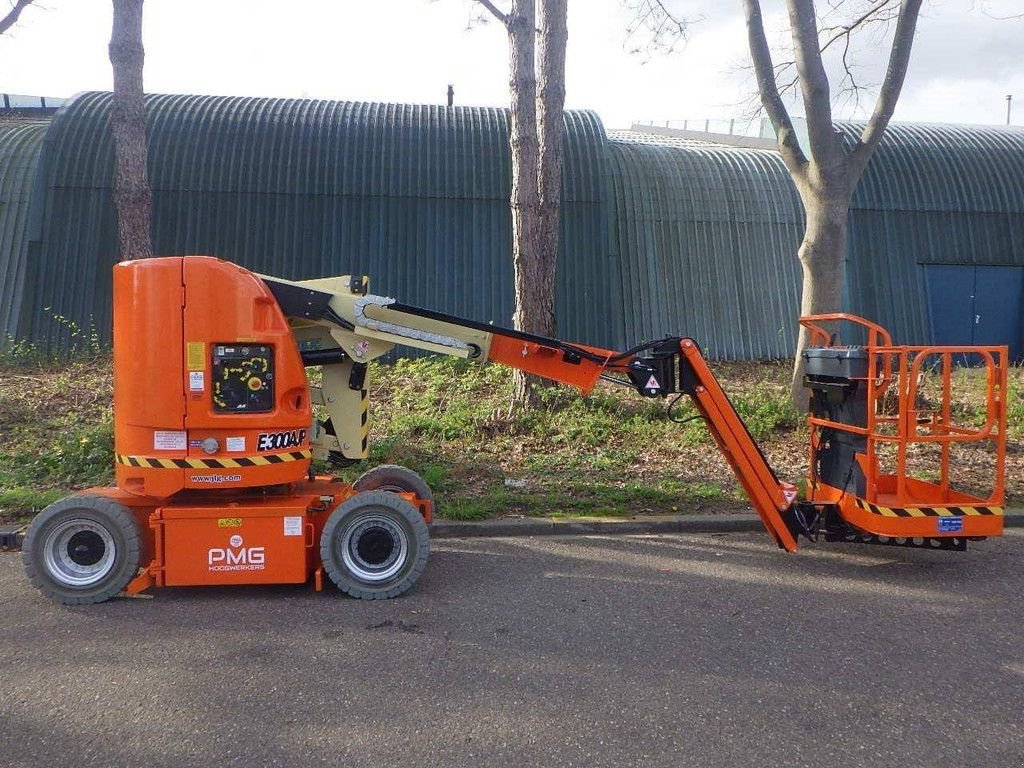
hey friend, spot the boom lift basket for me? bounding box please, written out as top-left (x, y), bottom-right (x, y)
top-left (799, 314), bottom-right (1007, 544)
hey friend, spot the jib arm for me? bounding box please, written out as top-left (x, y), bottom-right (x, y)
top-left (677, 340), bottom-right (799, 552)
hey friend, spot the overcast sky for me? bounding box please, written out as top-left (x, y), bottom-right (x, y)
top-left (1, 0), bottom-right (1021, 130)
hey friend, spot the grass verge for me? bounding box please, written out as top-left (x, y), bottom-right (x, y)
top-left (1, 353), bottom-right (1020, 524)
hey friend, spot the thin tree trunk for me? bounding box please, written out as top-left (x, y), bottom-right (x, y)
top-left (476, 0), bottom-right (568, 409)
top-left (742, 0), bottom-right (924, 410)
top-left (109, 0), bottom-right (153, 260)
top-left (790, 193), bottom-right (849, 407)
top-left (535, 0), bottom-right (568, 340)
top-left (506, 0), bottom-right (542, 406)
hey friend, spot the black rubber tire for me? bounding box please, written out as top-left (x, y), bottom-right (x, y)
top-left (22, 494), bottom-right (142, 605)
top-left (320, 490), bottom-right (430, 600)
top-left (353, 464), bottom-right (435, 519)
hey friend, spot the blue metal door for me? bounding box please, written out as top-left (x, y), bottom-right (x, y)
top-left (924, 265), bottom-right (976, 349)
top-left (924, 264), bottom-right (1023, 361)
top-left (973, 266), bottom-right (1023, 360)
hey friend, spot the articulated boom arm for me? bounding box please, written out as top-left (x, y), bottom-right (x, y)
top-left (261, 272), bottom-right (801, 551)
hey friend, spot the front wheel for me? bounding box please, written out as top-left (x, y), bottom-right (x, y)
top-left (320, 491), bottom-right (430, 600)
top-left (353, 464), bottom-right (435, 519)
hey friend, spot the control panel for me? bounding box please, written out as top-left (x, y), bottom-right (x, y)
top-left (212, 344), bottom-right (275, 413)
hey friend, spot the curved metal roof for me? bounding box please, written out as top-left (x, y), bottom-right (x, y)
top-left (607, 138), bottom-right (804, 359)
top-left (21, 92), bottom-right (610, 349)
top-left (8, 93), bottom-right (1024, 358)
top-left (843, 122), bottom-right (1024, 214)
top-left (0, 120), bottom-right (47, 341)
top-left (840, 122), bottom-right (1024, 343)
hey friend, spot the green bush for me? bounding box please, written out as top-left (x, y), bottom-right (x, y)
top-left (4, 417), bottom-right (114, 489)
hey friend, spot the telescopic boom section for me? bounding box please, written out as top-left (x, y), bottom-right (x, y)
top-left (675, 341), bottom-right (799, 551)
top-left (262, 272), bottom-right (801, 551)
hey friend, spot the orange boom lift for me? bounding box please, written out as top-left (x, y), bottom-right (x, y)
top-left (20, 257), bottom-right (1007, 604)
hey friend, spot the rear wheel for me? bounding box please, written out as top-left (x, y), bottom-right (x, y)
top-left (22, 495), bottom-right (141, 605)
top-left (353, 464), bottom-right (435, 518)
top-left (320, 491), bottom-right (429, 600)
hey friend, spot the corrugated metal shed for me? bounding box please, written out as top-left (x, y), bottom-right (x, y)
top-left (0, 120), bottom-right (47, 340)
top-left (20, 92), bottom-right (611, 350)
top-left (606, 136), bottom-right (804, 359)
top-left (9, 93), bottom-right (1024, 360)
top-left (607, 128), bottom-right (734, 149)
top-left (842, 122), bottom-right (1024, 343)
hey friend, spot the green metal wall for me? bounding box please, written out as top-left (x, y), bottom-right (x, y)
top-left (0, 120), bottom-right (47, 340)
top-left (18, 92), bottom-right (611, 350)
top-left (845, 122), bottom-right (1024, 343)
top-left (606, 139), bottom-right (804, 359)
top-left (12, 92), bottom-right (810, 359)
top-left (6, 93), bottom-right (1024, 359)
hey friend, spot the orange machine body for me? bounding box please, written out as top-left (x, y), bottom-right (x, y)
top-left (88, 481), bottom-right (431, 594)
top-left (45, 260), bottom-right (1004, 604)
top-left (113, 256), bottom-right (313, 499)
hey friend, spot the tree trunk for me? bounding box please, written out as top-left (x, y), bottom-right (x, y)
top-left (790, 190), bottom-right (849, 407)
top-left (535, 0), bottom-right (568, 340)
top-left (742, 0), bottom-right (925, 411)
top-left (506, 0), bottom-right (542, 406)
top-left (109, 0), bottom-right (153, 261)
top-left (477, 0), bottom-right (568, 409)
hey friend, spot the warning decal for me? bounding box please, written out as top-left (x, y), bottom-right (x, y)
top-left (153, 431), bottom-right (187, 451)
top-left (645, 374), bottom-right (660, 390)
top-left (854, 498), bottom-right (1003, 519)
top-left (117, 450), bottom-right (311, 469)
top-left (186, 341), bottom-right (205, 371)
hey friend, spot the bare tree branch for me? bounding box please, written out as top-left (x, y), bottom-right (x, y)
top-left (786, 0), bottom-right (836, 165)
top-left (849, 0), bottom-right (924, 180)
top-left (821, 0), bottom-right (900, 110)
top-left (750, 0), bottom-right (901, 128)
top-left (974, 0), bottom-right (1024, 20)
top-left (474, 0), bottom-right (509, 27)
top-left (742, 0), bottom-right (807, 175)
top-left (0, 0), bottom-right (35, 35)
top-left (622, 0), bottom-right (694, 58)
top-left (818, 0), bottom-right (900, 53)
top-left (832, 30), bottom-right (869, 113)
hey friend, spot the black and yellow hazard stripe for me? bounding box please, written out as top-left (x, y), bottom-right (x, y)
top-left (360, 389), bottom-right (369, 455)
top-left (855, 498), bottom-right (1003, 518)
top-left (116, 450), bottom-right (312, 469)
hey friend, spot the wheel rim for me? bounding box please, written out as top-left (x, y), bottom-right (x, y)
top-left (42, 518), bottom-right (117, 588)
top-left (339, 514), bottom-right (409, 583)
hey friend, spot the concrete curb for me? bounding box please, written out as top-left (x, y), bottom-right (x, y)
top-left (3, 512), bottom-right (1022, 550)
top-left (0, 524), bottom-right (27, 552)
top-left (430, 513), bottom-right (762, 539)
top-left (431, 510), bottom-right (1024, 539)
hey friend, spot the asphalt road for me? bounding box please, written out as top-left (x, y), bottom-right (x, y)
top-left (2, 530), bottom-right (1023, 768)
